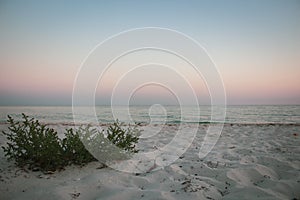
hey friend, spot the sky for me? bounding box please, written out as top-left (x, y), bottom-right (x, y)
top-left (0, 0), bottom-right (299, 106)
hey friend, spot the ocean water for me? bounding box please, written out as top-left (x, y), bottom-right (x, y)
top-left (0, 105), bottom-right (299, 125)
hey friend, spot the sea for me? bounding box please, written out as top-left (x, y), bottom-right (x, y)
top-left (0, 105), bottom-right (299, 125)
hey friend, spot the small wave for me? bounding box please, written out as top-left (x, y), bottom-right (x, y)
top-left (164, 121), bottom-right (300, 126)
top-left (0, 120), bottom-right (299, 127)
top-left (166, 120), bottom-right (222, 124)
top-left (167, 120), bottom-right (182, 124)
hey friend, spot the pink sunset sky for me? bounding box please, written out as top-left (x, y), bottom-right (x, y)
top-left (0, 0), bottom-right (299, 105)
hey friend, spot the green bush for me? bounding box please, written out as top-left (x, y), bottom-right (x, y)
top-left (62, 128), bottom-right (97, 165)
top-left (1, 114), bottom-right (141, 172)
top-left (1, 114), bottom-right (64, 171)
top-left (106, 120), bottom-right (140, 153)
top-left (72, 122), bottom-right (141, 163)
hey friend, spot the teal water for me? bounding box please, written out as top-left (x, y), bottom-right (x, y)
top-left (0, 105), bottom-right (299, 125)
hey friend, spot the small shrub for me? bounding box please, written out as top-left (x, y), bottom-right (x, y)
top-left (62, 128), bottom-right (97, 165)
top-left (106, 120), bottom-right (140, 153)
top-left (1, 114), bottom-right (64, 171)
top-left (73, 123), bottom-right (141, 163)
top-left (1, 114), bottom-right (141, 172)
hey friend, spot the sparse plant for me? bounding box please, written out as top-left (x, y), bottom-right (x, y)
top-left (1, 114), bottom-right (64, 171)
top-left (1, 114), bottom-right (141, 172)
top-left (106, 120), bottom-right (140, 153)
top-left (62, 128), bottom-right (97, 165)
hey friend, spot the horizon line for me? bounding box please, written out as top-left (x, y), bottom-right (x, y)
top-left (0, 104), bottom-right (300, 107)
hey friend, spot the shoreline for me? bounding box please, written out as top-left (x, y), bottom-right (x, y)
top-left (1, 121), bottom-right (300, 126)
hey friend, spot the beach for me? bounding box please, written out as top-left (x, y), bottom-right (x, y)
top-left (1, 0), bottom-right (300, 199)
top-left (1, 122), bottom-right (299, 200)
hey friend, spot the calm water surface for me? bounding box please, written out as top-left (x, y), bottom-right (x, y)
top-left (0, 105), bottom-right (299, 125)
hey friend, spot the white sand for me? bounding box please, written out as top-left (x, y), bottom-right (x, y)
top-left (0, 124), bottom-right (299, 200)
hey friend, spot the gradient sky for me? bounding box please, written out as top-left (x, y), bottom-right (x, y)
top-left (0, 0), bottom-right (299, 105)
